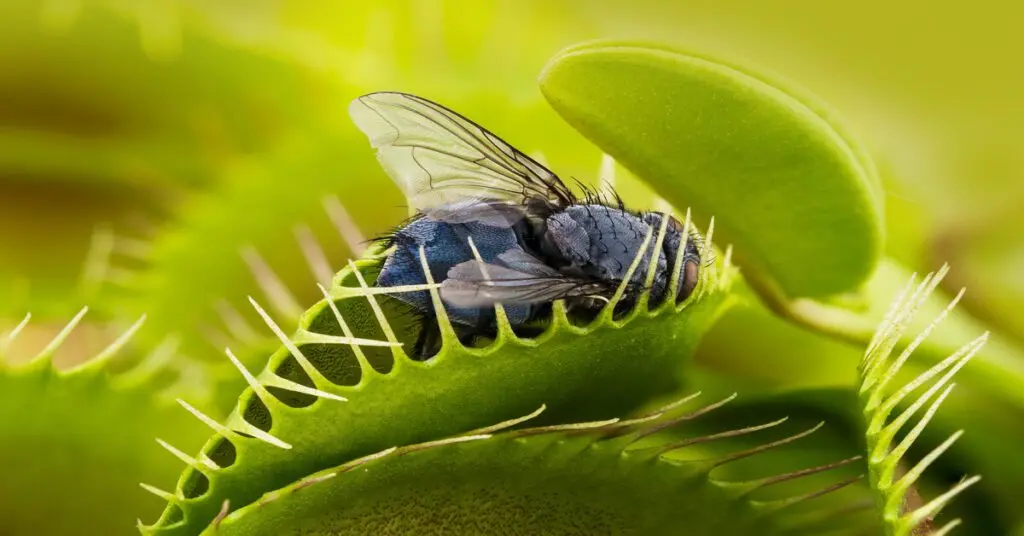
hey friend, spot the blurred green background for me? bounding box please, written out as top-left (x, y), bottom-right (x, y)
top-left (1, 1), bottom-right (1022, 535)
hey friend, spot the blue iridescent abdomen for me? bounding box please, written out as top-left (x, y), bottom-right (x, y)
top-left (377, 217), bottom-right (533, 326)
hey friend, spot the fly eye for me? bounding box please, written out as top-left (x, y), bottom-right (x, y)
top-left (678, 259), bottom-right (700, 303)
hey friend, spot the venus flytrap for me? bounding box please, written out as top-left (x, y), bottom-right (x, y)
top-left (196, 394), bottom-right (872, 535)
top-left (0, 28), bottom-right (997, 534)
top-left (538, 40), bottom-right (1024, 423)
top-left (532, 41), bottom-right (1012, 532)
top-left (167, 261), bottom-right (1002, 535)
top-left (0, 309), bottom-right (209, 536)
top-left (119, 135), bottom-right (669, 416)
top-left (130, 42), bottom-right (987, 534)
top-left (139, 214), bottom-right (736, 535)
top-left (538, 39), bottom-right (886, 345)
top-left (187, 194), bottom-right (390, 411)
top-left (0, 2), bottom-right (1013, 532)
top-left (539, 39), bottom-right (884, 303)
top-left (858, 267), bottom-right (986, 535)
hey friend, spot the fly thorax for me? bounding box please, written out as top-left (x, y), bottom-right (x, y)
top-left (545, 205), bottom-right (667, 295)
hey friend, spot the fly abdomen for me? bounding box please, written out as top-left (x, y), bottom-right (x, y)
top-left (377, 217), bottom-right (533, 327)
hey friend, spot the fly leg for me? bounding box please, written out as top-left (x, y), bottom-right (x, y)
top-left (458, 313), bottom-right (498, 348)
top-left (412, 315), bottom-right (443, 360)
top-left (414, 313), bottom-right (498, 358)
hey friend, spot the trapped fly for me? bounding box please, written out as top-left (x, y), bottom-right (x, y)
top-left (348, 92), bottom-right (701, 359)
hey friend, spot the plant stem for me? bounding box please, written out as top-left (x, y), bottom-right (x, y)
top-left (744, 260), bottom-right (1024, 413)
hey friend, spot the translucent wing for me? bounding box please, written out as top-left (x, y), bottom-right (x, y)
top-left (440, 249), bottom-right (612, 307)
top-left (421, 199), bottom-right (527, 228)
top-left (349, 92), bottom-right (575, 216)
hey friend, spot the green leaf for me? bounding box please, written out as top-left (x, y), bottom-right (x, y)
top-left (0, 310), bottom-right (208, 536)
top-left (199, 396), bottom-right (869, 536)
top-left (857, 266), bottom-right (985, 535)
top-left (140, 223), bottom-right (737, 535)
top-left (538, 40), bottom-right (884, 300)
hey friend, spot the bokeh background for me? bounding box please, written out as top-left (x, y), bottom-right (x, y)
top-left (1, 1), bottom-right (1022, 535)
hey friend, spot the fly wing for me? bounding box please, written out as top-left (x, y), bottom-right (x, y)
top-left (440, 249), bottom-right (612, 307)
top-left (421, 199), bottom-right (527, 228)
top-left (349, 92), bottom-right (575, 221)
